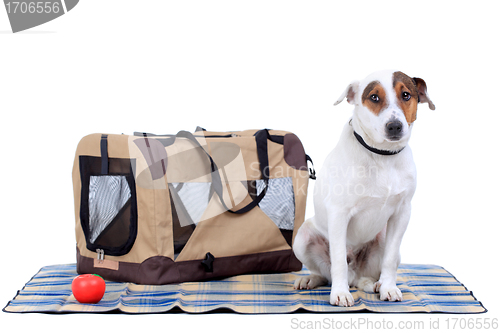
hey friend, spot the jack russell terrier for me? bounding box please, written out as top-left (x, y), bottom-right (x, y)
top-left (293, 70), bottom-right (435, 307)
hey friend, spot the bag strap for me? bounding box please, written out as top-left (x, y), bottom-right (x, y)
top-left (100, 134), bottom-right (109, 175)
top-left (175, 129), bottom-right (270, 214)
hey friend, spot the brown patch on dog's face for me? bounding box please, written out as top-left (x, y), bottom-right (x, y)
top-left (393, 71), bottom-right (419, 124)
top-left (362, 80), bottom-right (387, 115)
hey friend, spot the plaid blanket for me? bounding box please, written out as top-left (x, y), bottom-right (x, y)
top-left (3, 263), bottom-right (485, 314)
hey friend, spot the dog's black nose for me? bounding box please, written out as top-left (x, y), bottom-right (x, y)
top-left (386, 120), bottom-right (403, 136)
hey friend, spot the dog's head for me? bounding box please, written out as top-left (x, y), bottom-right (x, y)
top-left (334, 70), bottom-right (435, 144)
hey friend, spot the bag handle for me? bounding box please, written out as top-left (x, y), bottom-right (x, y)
top-left (175, 129), bottom-right (270, 214)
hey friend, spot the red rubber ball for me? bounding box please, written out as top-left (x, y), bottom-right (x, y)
top-left (72, 274), bottom-right (106, 303)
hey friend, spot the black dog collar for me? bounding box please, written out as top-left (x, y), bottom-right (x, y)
top-left (353, 131), bottom-right (405, 156)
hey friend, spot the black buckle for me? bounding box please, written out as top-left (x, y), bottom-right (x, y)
top-left (201, 252), bottom-right (215, 272)
top-left (306, 154), bottom-right (316, 180)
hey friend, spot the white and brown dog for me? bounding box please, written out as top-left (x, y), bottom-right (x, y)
top-left (293, 70), bottom-right (435, 307)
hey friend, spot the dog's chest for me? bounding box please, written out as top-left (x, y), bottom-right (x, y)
top-left (346, 162), bottom-right (415, 245)
top-left (363, 163), bottom-right (412, 200)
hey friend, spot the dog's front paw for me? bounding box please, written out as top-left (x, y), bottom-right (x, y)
top-left (330, 288), bottom-right (355, 307)
top-left (376, 282), bottom-right (403, 302)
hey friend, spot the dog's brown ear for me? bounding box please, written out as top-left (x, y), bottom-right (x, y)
top-left (413, 78), bottom-right (435, 110)
top-left (334, 81), bottom-right (359, 106)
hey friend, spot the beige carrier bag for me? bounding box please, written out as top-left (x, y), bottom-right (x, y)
top-left (73, 128), bottom-right (315, 284)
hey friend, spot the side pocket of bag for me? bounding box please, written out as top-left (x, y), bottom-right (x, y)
top-left (79, 155), bottom-right (138, 256)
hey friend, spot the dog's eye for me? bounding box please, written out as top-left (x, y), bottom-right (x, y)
top-left (370, 94), bottom-right (380, 102)
top-left (402, 92), bottom-right (411, 101)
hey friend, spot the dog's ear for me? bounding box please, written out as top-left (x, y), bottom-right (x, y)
top-left (413, 78), bottom-right (435, 110)
top-left (334, 81), bottom-right (359, 106)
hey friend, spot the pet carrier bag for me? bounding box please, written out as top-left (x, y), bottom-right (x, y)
top-left (73, 128), bottom-right (314, 284)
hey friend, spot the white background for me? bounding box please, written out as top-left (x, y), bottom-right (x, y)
top-left (1, 1), bottom-right (499, 331)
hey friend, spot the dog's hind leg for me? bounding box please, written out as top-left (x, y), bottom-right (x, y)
top-left (293, 218), bottom-right (330, 290)
top-left (352, 229), bottom-right (385, 292)
top-left (357, 276), bottom-right (378, 292)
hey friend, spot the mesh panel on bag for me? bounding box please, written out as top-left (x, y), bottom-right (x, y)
top-left (89, 175), bottom-right (131, 243)
top-left (170, 182), bottom-right (211, 227)
top-left (257, 177), bottom-right (295, 230)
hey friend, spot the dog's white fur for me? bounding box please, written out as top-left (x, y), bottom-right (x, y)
top-left (293, 70), bottom-right (434, 307)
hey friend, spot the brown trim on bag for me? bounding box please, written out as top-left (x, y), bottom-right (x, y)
top-left (77, 248), bottom-right (302, 285)
top-left (280, 229), bottom-right (294, 247)
top-left (176, 249), bottom-right (301, 283)
top-left (283, 133), bottom-right (308, 171)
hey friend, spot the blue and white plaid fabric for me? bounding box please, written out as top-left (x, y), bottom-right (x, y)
top-left (3, 263), bottom-right (486, 314)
